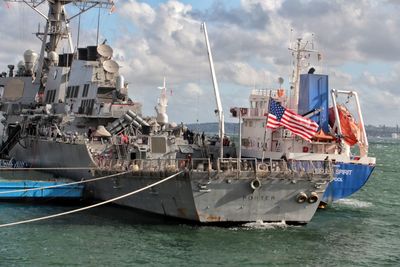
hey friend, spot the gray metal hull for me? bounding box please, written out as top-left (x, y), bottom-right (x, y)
top-left (87, 170), bottom-right (329, 224)
top-left (9, 138), bottom-right (330, 224)
top-left (10, 137), bottom-right (95, 179)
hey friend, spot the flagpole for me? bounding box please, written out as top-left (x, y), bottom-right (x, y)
top-left (238, 108), bottom-right (242, 171)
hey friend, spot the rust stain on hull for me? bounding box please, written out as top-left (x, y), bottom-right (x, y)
top-left (198, 212), bottom-right (223, 222)
top-left (177, 208), bottom-right (187, 218)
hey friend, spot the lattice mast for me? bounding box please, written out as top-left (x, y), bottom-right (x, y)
top-left (4, 0), bottom-right (114, 85)
top-left (288, 37), bottom-right (319, 112)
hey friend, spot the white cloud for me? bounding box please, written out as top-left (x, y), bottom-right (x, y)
top-left (184, 82), bottom-right (204, 96)
top-left (119, 0), bottom-right (156, 25)
top-left (0, 0), bottom-right (399, 125)
top-left (241, 0), bottom-right (283, 12)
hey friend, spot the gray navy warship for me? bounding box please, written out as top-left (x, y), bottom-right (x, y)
top-left (0, 0), bottom-right (332, 224)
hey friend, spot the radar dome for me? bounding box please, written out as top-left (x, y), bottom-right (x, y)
top-left (97, 44), bottom-right (113, 59)
top-left (48, 51), bottom-right (59, 65)
top-left (17, 60), bottom-right (25, 69)
top-left (23, 50), bottom-right (38, 72)
top-left (156, 113), bottom-right (169, 126)
top-left (103, 60), bottom-right (119, 74)
top-left (23, 50), bottom-right (38, 64)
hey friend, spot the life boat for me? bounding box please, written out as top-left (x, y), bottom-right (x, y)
top-left (329, 105), bottom-right (360, 146)
top-left (311, 129), bottom-right (335, 142)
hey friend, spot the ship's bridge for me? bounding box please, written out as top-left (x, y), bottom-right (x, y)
top-left (246, 89), bottom-right (287, 118)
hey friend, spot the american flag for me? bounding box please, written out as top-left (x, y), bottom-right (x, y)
top-left (266, 99), bottom-right (319, 141)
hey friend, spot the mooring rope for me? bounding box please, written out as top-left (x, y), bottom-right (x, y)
top-left (0, 171), bottom-right (183, 228)
top-left (0, 170), bottom-right (134, 195)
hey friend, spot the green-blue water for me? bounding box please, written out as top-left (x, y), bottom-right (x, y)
top-left (0, 141), bottom-right (399, 266)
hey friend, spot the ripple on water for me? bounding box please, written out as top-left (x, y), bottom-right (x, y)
top-left (241, 220), bottom-right (289, 230)
top-left (334, 198), bottom-right (373, 209)
top-left (0, 142), bottom-right (399, 266)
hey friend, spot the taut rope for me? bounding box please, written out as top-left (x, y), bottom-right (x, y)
top-left (0, 171), bottom-right (183, 228)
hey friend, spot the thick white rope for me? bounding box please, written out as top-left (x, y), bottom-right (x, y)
top-left (0, 170), bottom-right (134, 195)
top-left (0, 171), bottom-right (183, 228)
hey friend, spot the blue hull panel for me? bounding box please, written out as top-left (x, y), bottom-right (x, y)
top-left (0, 181), bottom-right (84, 199)
top-left (322, 163), bottom-right (375, 203)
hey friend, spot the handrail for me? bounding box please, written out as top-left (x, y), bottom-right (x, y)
top-left (0, 156), bottom-right (332, 175)
top-left (216, 157), bottom-right (332, 175)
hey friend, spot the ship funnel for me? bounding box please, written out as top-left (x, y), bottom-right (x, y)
top-left (48, 51), bottom-right (59, 66)
top-left (23, 50), bottom-right (38, 74)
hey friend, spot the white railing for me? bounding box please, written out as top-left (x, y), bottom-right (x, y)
top-left (92, 156), bottom-right (332, 178)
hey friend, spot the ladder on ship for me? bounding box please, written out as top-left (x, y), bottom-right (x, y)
top-left (0, 125), bottom-right (22, 158)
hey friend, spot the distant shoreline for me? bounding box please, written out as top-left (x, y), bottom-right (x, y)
top-left (187, 122), bottom-right (400, 138)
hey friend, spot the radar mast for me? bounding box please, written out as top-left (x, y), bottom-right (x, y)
top-left (4, 0), bottom-right (114, 87)
top-left (288, 36), bottom-right (320, 112)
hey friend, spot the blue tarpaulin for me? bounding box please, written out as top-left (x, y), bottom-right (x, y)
top-left (0, 180), bottom-right (84, 199)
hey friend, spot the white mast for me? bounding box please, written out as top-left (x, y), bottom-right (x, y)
top-left (155, 77), bottom-right (169, 126)
top-left (288, 37), bottom-right (318, 112)
top-left (201, 22), bottom-right (225, 159)
top-left (291, 38), bottom-right (302, 112)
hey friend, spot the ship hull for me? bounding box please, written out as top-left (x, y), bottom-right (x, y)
top-left (9, 138), bottom-right (331, 224)
top-left (241, 148), bottom-right (375, 204)
top-left (10, 137), bottom-right (95, 179)
top-left (322, 162), bottom-right (375, 203)
top-left (87, 170), bottom-right (329, 224)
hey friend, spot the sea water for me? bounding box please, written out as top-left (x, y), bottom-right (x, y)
top-left (0, 141), bottom-right (399, 266)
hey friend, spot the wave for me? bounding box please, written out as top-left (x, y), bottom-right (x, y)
top-left (334, 198), bottom-right (373, 208)
top-left (241, 220), bottom-right (289, 229)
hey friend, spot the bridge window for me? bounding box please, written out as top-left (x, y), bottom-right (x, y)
top-left (73, 86), bottom-right (79, 98)
top-left (45, 90), bottom-right (56, 103)
top-left (82, 84), bottom-right (89, 97)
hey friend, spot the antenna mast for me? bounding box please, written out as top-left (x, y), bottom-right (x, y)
top-left (288, 37), bottom-right (318, 112)
top-left (4, 0), bottom-right (114, 86)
